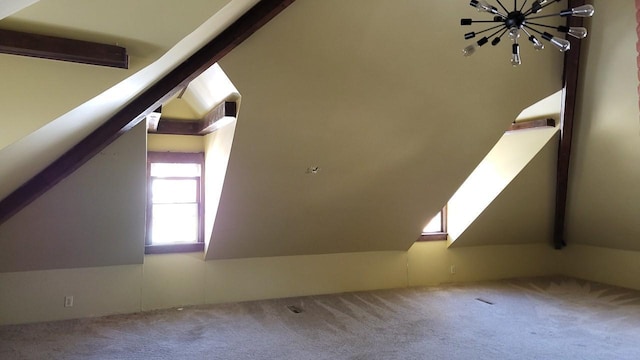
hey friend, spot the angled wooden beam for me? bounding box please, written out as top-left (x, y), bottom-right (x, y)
top-left (155, 119), bottom-right (204, 136)
top-left (0, 0), bottom-right (296, 225)
top-left (149, 101), bottom-right (237, 135)
top-left (507, 118), bottom-right (556, 132)
top-left (0, 28), bottom-right (128, 68)
top-left (553, 0), bottom-right (585, 249)
top-left (199, 101), bottom-right (238, 134)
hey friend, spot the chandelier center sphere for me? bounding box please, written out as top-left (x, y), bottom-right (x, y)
top-left (505, 11), bottom-right (526, 29)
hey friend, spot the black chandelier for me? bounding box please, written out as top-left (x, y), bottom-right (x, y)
top-left (461, 0), bottom-right (594, 66)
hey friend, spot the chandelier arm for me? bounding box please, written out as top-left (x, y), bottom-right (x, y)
top-left (494, 28), bottom-right (510, 42)
top-left (485, 26), bottom-right (508, 42)
top-left (520, 27), bottom-right (535, 38)
top-left (522, 24), bottom-right (545, 36)
top-left (526, 13), bottom-right (562, 21)
top-left (519, 0), bottom-right (530, 12)
top-left (494, 0), bottom-right (510, 14)
top-left (473, 23), bottom-right (508, 37)
top-left (523, 1), bottom-right (561, 16)
top-left (464, 19), bottom-right (506, 24)
top-left (526, 21), bottom-right (559, 30)
top-left (520, 27), bottom-right (545, 49)
top-left (495, 10), bottom-right (509, 19)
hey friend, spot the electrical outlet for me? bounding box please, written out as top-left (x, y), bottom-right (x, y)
top-left (450, 265), bottom-right (456, 275)
top-left (64, 296), bottom-right (74, 308)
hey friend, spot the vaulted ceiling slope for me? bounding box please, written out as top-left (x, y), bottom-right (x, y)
top-left (0, 0), bottom-right (566, 262)
top-left (0, 0), bottom-right (256, 200)
top-left (207, 0), bottom-right (564, 259)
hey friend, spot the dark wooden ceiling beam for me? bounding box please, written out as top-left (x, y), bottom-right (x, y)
top-left (148, 101), bottom-right (238, 135)
top-left (155, 119), bottom-right (204, 136)
top-left (553, 0), bottom-right (586, 249)
top-left (199, 101), bottom-right (238, 134)
top-left (507, 118), bottom-right (556, 132)
top-left (0, 0), bottom-right (296, 225)
top-left (0, 28), bottom-right (128, 68)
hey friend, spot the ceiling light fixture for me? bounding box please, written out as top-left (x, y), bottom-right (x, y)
top-left (461, 0), bottom-right (594, 66)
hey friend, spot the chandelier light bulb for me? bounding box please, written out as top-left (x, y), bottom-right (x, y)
top-left (508, 28), bottom-right (520, 41)
top-left (556, 26), bottom-right (587, 39)
top-left (567, 27), bottom-right (588, 39)
top-left (531, 0), bottom-right (548, 14)
top-left (529, 36), bottom-right (545, 51)
top-left (542, 32), bottom-right (570, 52)
top-left (463, 44), bottom-right (477, 56)
top-left (570, 4), bottom-right (595, 17)
top-left (470, 0), bottom-right (498, 15)
top-left (511, 43), bottom-right (521, 66)
top-left (549, 37), bottom-right (571, 52)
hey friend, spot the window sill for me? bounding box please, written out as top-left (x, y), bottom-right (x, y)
top-left (416, 232), bottom-right (448, 242)
top-left (145, 242), bottom-right (204, 254)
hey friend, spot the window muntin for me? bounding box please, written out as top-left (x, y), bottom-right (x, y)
top-left (150, 163), bottom-right (201, 177)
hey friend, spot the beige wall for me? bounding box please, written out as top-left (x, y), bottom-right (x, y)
top-left (148, 134), bottom-right (204, 153)
top-left (561, 244), bottom-right (640, 291)
top-left (1, 242), bottom-right (562, 325)
top-left (203, 120), bottom-right (237, 252)
top-left (0, 265), bottom-right (142, 325)
top-left (548, 0), bottom-right (640, 293)
top-left (565, 0), bottom-right (640, 251)
top-left (408, 242), bottom-right (561, 286)
top-left (0, 122), bottom-right (147, 272)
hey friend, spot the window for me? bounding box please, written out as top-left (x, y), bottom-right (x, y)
top-left (146, 152), bottom-right (205, 254)
top-left (417, 206), bottom-right (447, 241)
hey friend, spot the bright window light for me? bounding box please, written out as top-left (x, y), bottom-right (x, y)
top-left (147, 156), bottom-right (203, 247)
top-left (423, 211), bottom-right (443, 233)
top-left (151, 203), bottom-right (199, 244)
top-left (151, 179), bottom-right (197, 203)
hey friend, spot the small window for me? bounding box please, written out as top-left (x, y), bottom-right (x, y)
top-left (417, 206), bottom-right (447, 241)
top-left (146, 152), bottom-right (205, 254)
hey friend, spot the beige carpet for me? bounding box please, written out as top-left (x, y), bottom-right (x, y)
top-left (2, 276), bottom-right (640, 359)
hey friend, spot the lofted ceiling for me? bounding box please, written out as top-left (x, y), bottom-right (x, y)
top-left (207, 0), bottom-right (565, 259)
top-left (0, 0), bottom-right (567, 260)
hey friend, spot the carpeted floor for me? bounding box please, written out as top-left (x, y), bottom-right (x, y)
top-left (2, 276), bottom-right (640, 359)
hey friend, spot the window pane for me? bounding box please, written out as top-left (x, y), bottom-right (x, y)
top-left (151, 179), bottom-right (197, 203)
top-left (151, 204), bottom-right (199, 244)
top-left (150, 163), bottom-right (201, 177)
top-left (423, 211), bottom-right (442, 233)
